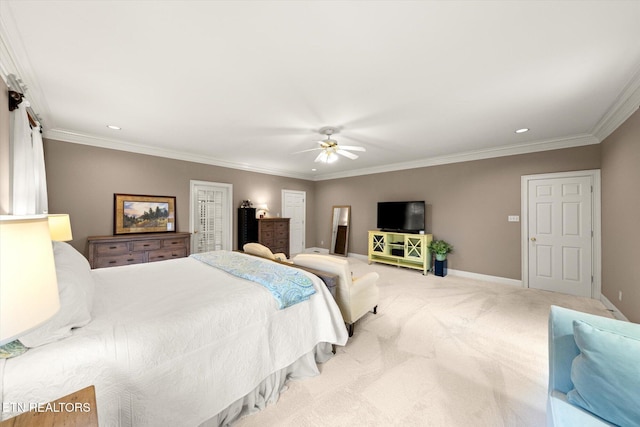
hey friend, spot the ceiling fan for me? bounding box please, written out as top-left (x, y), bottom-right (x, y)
top-left (295, 126), bottom-right (366, 163)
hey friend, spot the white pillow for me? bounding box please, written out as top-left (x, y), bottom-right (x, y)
top-left (20, 241), bottom-right (94, 347)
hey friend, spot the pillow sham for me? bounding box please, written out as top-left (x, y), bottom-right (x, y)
top-left (566, 320), bottom-right (640, 427)
top-left (20, 241), bottom-right (95, 347)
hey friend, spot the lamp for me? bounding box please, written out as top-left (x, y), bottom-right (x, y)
top-left (0, 215), bottom-right (60, 358)
top-left (48, 214), bottom-right (73, 241)
top-left (257, 204), bottom-right (269, 219)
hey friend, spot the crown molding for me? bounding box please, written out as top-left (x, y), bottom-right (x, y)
top-left (0, 3), bottom-right (18, 80)
top-left (43, 128), bottom-right (313, 181)
top-left (592, 64), bottom-right (640, 141)
top-left (312, 134), bottom-right (599, 181)
top-left (46, 128), bottom-right (600, 183)
top-left (0, 2), bottom-right (52, 124)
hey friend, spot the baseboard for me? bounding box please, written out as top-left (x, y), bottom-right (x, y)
top-left (600, 294), bottom-right (629, 321)
top-left (309, 250), bottom-right (627, 318)
top-left (343, 251), bottom-right (522, 287)
top-left (446, 268), bottom-right (523, 287)
top-left (349, 252), bottom-right (368, 261)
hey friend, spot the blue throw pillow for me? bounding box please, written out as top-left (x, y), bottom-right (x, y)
top-left (566, 320), bottom-right (640, 426)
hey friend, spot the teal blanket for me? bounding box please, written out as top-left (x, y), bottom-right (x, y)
top-left (190, 251), bottom-right (316, 309)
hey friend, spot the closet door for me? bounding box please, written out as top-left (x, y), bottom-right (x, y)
top-left (190, 181), bottom-right (233, 254)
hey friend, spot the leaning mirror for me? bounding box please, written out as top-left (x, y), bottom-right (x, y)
top-left (330, 205), bottom-right (350, 256)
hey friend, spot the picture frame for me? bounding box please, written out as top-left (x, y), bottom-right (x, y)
top-left (114, 194), bottom-right (176, 235)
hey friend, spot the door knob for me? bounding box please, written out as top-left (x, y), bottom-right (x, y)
top-left (530, 237), bottom-right (537, 242)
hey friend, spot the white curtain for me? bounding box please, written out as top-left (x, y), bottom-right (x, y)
top-left (11, 100), bottom-right (48, 215)
top-left (32, 124), bottom-right (48, 214)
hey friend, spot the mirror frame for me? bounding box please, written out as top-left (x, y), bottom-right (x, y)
top-left (329, 205), bottom-right (350, 256)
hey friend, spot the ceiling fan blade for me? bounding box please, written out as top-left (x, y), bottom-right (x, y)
top-left (293, 147), bottom-right (323, 154)
top-left (337, 149), bottom-right (359, 160)
top-left (314, 152), bottom-right (327, 163)
top-left (338, 145), bottom-right (366, 152)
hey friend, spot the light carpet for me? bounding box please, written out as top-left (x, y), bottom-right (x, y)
top-left (234, 257), bottom-right (611, 427)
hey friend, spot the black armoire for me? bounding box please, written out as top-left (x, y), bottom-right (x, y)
top-left (238, 207), bottom-right (258, 249)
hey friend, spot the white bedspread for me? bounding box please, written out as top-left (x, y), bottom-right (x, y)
top-left (0, 255), bottom-right (347, 426)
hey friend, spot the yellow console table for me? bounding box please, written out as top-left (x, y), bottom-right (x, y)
top-left (368, 230), bottom-right (433, 275)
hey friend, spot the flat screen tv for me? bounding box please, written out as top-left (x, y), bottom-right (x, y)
top-left (377, 201), bottom-right (425, 233)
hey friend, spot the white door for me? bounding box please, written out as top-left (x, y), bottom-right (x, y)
top-left (525, 173), bottom-right (595, 297)
top-left (190, 181), bottom-right (233, 254)
top-left (282, 190), bottom-right (305, 256)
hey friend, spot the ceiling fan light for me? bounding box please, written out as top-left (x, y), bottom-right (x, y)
top-left (326, 151), bottom-right (338, 163)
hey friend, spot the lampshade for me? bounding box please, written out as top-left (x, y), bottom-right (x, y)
top-left (48, 214), bottom-right (73, 241)
top-left (0, 215), bottom-right (60, 347)
top-left (321, 150), bottom-right (338, 163)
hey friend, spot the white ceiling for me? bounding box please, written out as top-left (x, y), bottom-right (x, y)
top-left (2, 1), bottom-right (640, 180)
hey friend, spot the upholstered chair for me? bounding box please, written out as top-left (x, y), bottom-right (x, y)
top-left (292, 253), bottom-right (379, 337)
top-left (242, 243), bottom-right (289, 262)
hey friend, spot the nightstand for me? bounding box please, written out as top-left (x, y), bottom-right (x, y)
top-left (0, 385), bottom-right (98, 427)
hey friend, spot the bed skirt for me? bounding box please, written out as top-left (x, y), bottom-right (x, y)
top-left (200, 342), bottom-right (335, 427)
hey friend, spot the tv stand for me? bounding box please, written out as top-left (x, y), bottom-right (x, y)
top-left (368, 230), bottom-right (433, 275)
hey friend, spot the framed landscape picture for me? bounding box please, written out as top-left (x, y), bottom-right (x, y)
top-left (114, 194), bottom-right (176, 235)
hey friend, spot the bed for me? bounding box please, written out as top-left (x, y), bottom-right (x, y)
top-left (0, 242), bottom-right (348, 426)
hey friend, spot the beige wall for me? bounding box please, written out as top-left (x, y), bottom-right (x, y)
top-left (315, 145), bottom-right (601, 280)
top-left (601, 108), bottom-right (640, 323)
top-left (43, 139), bottom-right (317, 256)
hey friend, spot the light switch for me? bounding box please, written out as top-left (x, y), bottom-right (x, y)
top-left (508, 215), bottom-right (520, 222)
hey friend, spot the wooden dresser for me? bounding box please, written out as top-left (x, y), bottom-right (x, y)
top-left (258, 218), bottom-right (290, 258)
top-left (88, 232), bottom-right (190, 269)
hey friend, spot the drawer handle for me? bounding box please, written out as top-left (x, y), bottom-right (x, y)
top-left (157, 255), bottom-right (165, 259)
top-left (143, 244), bottom-right (150, 247)
top-left (172, 253), bottom-right (178, 257)
top-left (109, 260), bottom-right (116, 264)
top-left (109, 246), bottom-right (118, 249)
top-left (171, 241), bottom-right (179, 245)
top-left (127, 258), bottom-right (135, 262)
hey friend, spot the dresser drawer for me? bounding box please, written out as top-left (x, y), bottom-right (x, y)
top-left (148, 248), bottom-right (187, 263)
top-left (95, 253), bottom-right (145, 268)
top-left (275, 221), bottom-right (288, 231)
top-left (260, 222), bottom-right (274, 231)
top-left (132, 240), bottom-right (161, 251)
top-left (95, 242), bottom-right (130, 255)
top-left (162, 237), bottom-right (187, 248)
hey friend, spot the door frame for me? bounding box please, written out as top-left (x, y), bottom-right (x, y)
top-left (189, 180), bottom-right (233, 253)
top-left (521, 169), bottom-right (601, 298)
top-left (281, 189), bottom-right (306, 254)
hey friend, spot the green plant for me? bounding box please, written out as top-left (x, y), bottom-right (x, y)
top-left (428, 239), bottom-right (453, 260)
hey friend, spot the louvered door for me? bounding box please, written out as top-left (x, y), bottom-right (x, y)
top-left (190, 181), bottom-right (232, 253)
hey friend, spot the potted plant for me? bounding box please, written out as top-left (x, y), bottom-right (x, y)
top-left (428, 240), bottom-right (453, 261)
top-left (428, 239), bottom-right (453, 277)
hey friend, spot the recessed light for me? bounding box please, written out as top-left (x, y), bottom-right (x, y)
top-left (515, 128), bottom-right (529, 134)
top-left (107, 125), bottom-right (121, 130)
